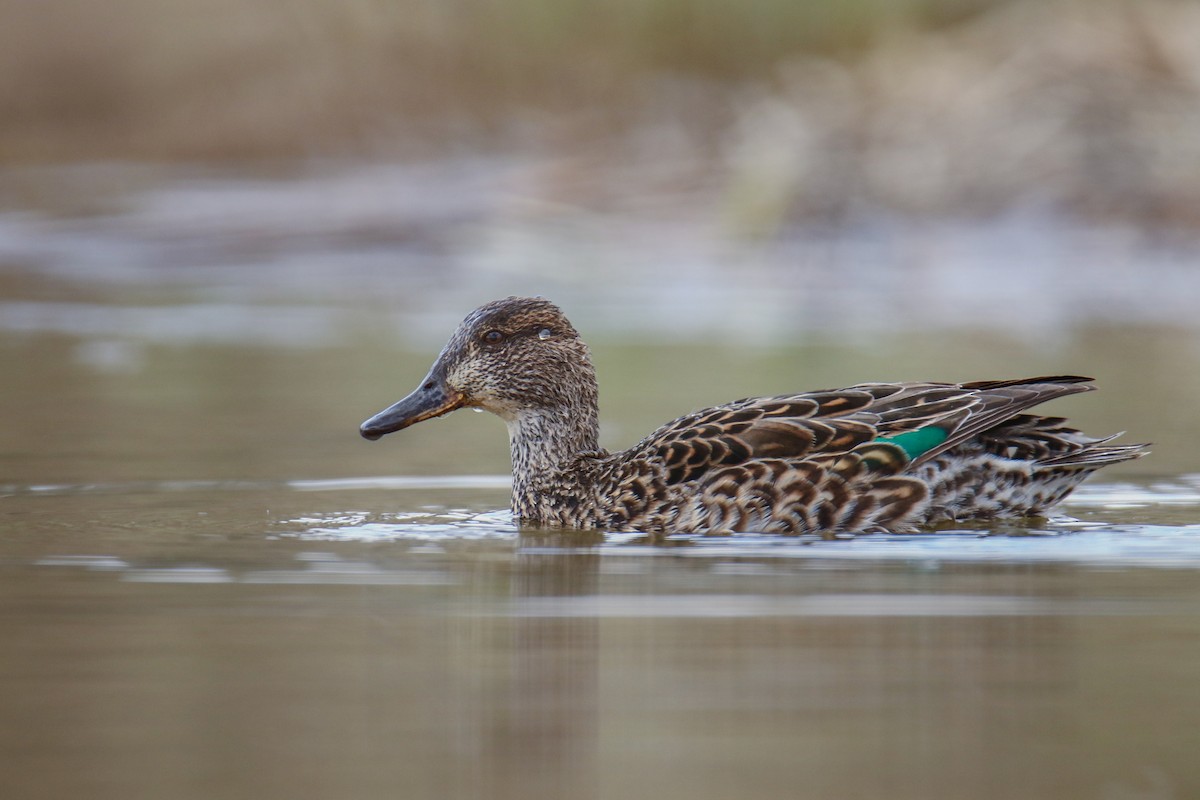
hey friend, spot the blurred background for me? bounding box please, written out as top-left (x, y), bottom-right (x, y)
top-left (6, 5), bottom-right (1200, 800)
top-left (4, 0), bottom-right (1198, 482)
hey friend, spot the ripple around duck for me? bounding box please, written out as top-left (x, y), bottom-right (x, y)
top-left (281, 509), bottom-right (518, 542)
top-left (270, 478), bottom-right (1200, 569)
top-left (8, 476), bottom-right (1199, 569)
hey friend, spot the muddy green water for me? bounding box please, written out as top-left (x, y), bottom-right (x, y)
top-left (3, 335), bottom-right (1199, 800)
top-left (3, 164), bottom-right (1200, 799)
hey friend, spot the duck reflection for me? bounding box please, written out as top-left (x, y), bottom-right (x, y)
top-left (460, 532), bottom-right (603, 800)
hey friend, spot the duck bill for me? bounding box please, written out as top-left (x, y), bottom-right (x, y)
top-left (360, 377), bottom-right (465, 441)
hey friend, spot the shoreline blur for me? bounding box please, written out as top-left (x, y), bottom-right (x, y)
top-left (4, 0), bottom-right (1200, 229)
top-left (2, 0), bottom-right (1195, 481)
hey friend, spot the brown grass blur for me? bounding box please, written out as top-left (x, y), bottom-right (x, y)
top-left (0, 0), bottom-right (981, 159)
top-left (4, 0), bottom-right (1200, 224)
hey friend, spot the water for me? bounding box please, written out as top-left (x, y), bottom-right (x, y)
top-left (4, 477), bottom-right (1200, 800)
top-left (3, 161), bottom-right (1200, 799)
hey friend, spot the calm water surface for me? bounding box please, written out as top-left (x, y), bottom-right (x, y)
top-left (3, 163), bottom-right (1200, 800)
top-left (3, 476), bottom-right (1200, 800)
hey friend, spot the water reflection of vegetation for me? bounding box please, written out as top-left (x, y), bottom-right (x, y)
top-left (0, 324), bottom-right (1188, 490)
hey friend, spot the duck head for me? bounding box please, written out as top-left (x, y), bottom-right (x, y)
top-left (360, 296), bottom-right (598, 440)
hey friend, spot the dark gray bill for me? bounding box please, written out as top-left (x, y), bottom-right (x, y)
top-left (359, 378), bottom-right (464, 440)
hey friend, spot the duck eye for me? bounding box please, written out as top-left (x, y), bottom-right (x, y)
top-left (482, 330), bottom-right (505, 345)
top-left (537, 328), bottom-right (552, 340)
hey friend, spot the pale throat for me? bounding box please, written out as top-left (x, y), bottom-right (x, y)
top-left (505, 404), bottom-right (600, 486)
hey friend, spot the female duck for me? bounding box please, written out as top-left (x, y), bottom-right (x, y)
top-left (360, 296), bottom-right (1145, 534)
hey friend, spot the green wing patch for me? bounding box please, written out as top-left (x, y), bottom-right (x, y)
top-left (873, 427), bottom-right (948, 460)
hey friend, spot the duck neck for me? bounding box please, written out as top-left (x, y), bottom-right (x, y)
top-left (506, 398), bottom-right (600, 521)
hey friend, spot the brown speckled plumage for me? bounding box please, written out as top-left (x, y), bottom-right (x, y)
top-left (360, 297), bottom-right (1147, 534)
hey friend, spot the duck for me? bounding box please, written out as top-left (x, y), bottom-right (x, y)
top-left (360, 296), bottom-right (1147, 534)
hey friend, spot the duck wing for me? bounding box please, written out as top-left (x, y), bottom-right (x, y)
top-left (624, 375), bottom-right (1097, 486)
